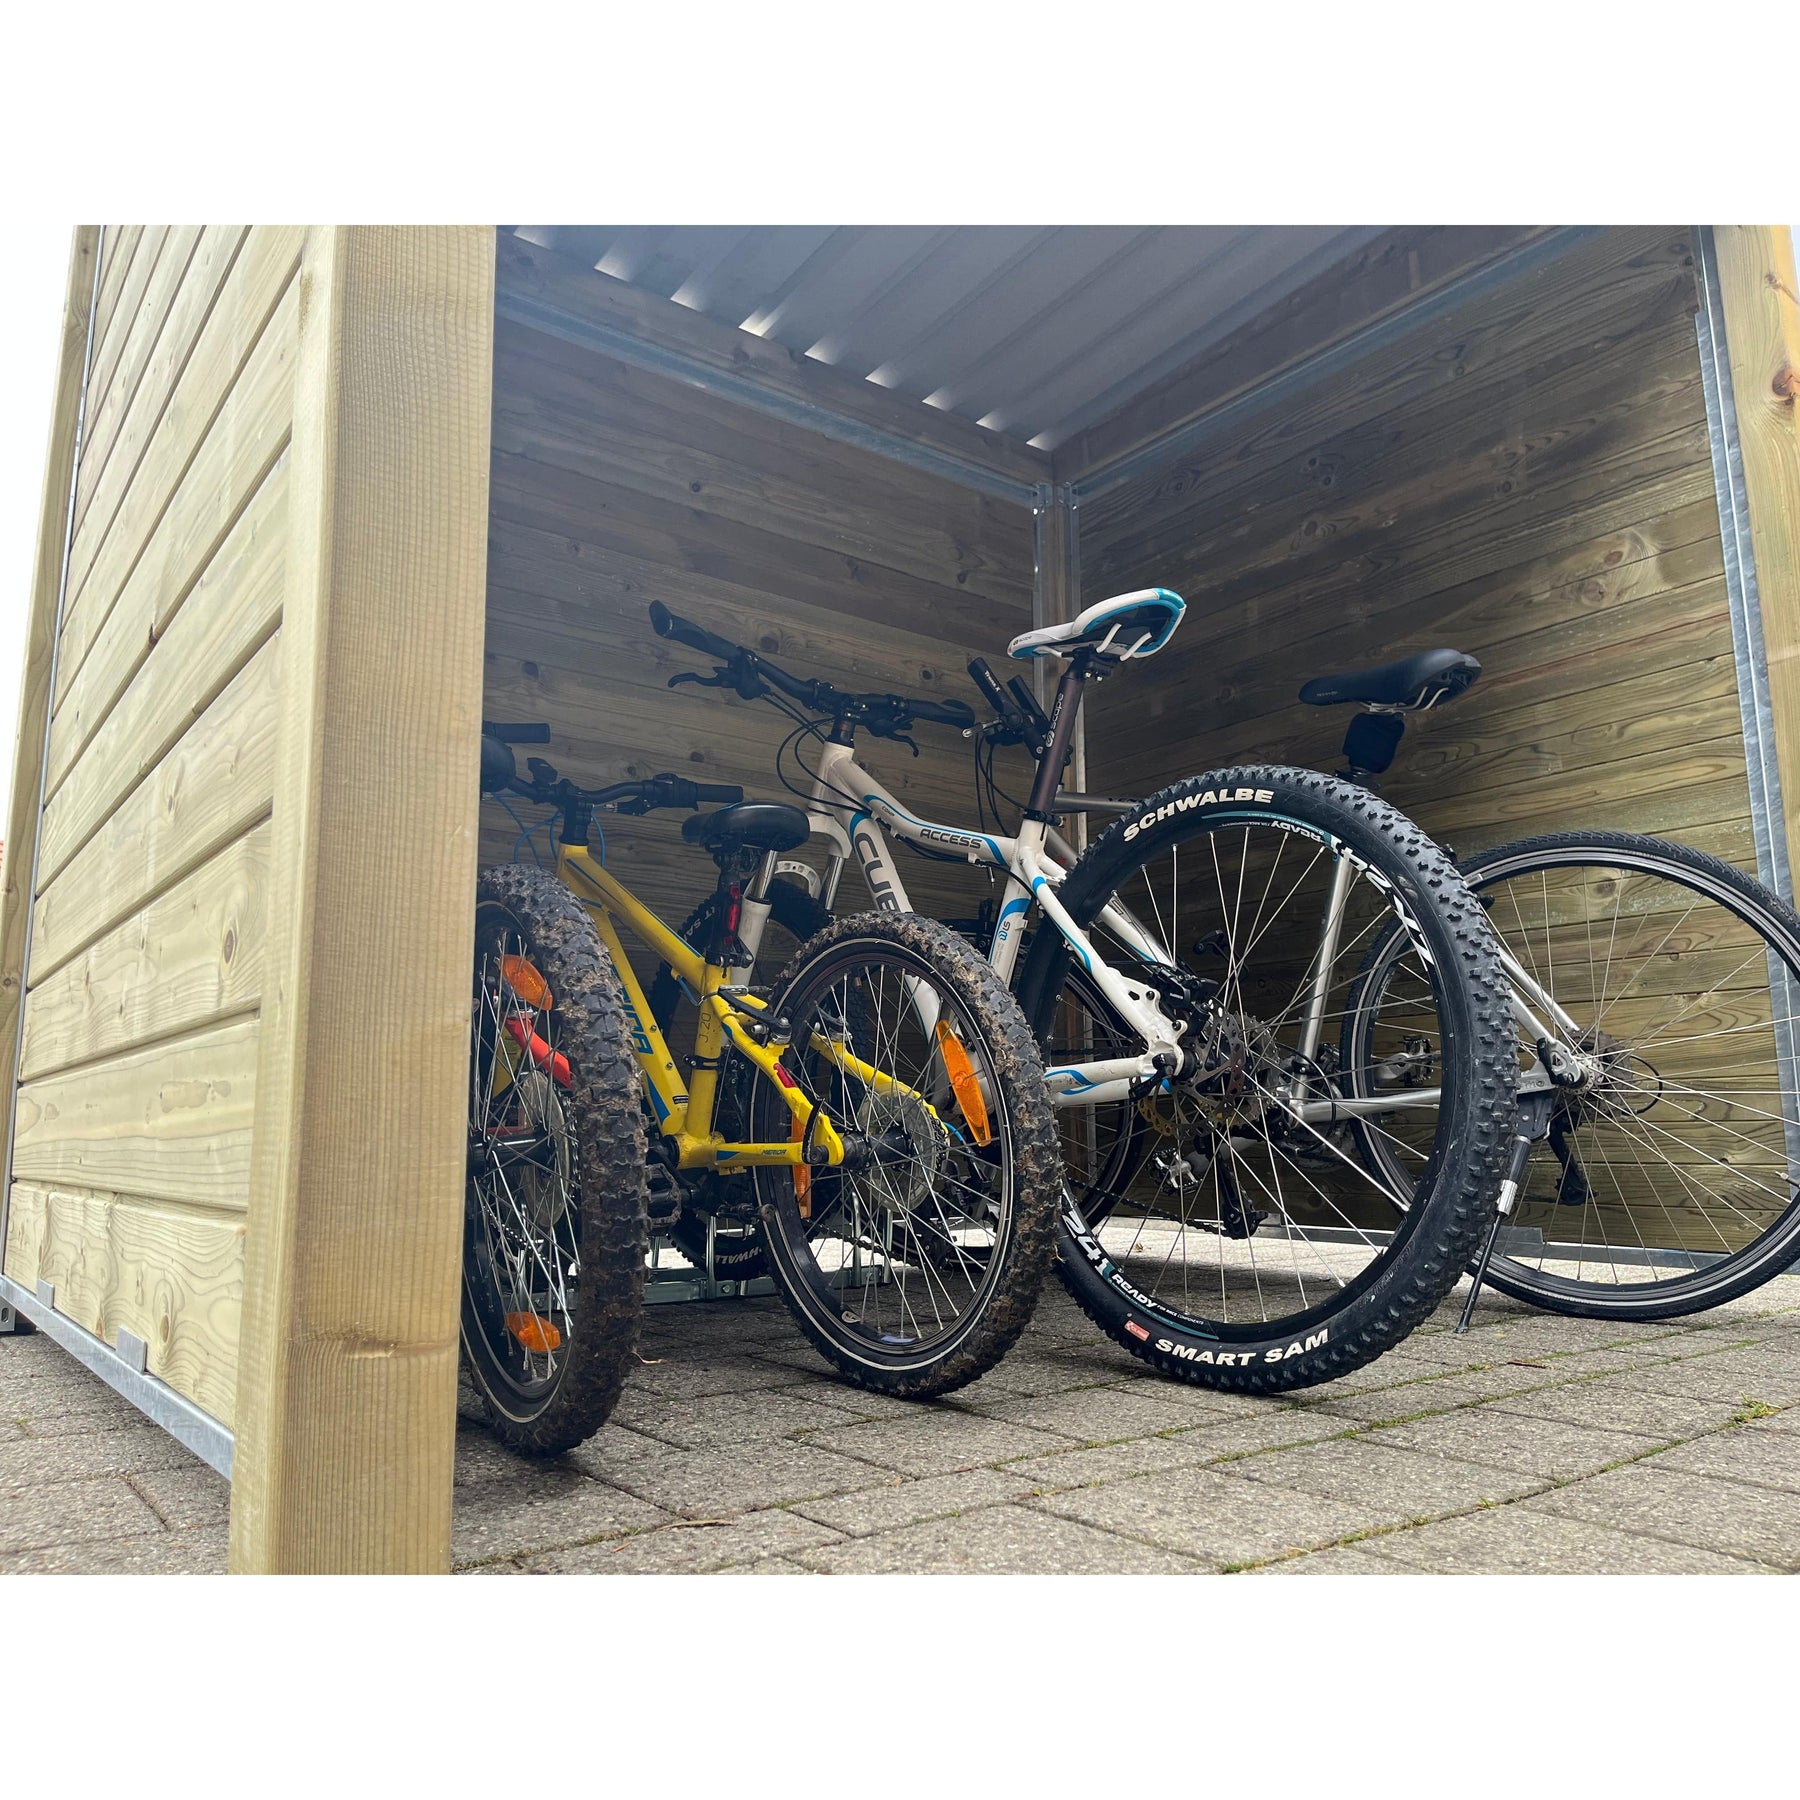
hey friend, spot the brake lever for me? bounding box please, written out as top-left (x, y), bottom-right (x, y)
top-left (668, 669), bottom-right (730, 691)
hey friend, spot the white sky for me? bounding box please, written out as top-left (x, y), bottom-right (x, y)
top-left (0, 227), bottom-right (74, 827)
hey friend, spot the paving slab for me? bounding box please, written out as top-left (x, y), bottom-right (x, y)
top-left (790, 1467), bottom-right (1040, 1535)
top-left (0, 1423), bottom-right (197, 1491)
top-left (1225, 1437), bottom-right (1549, 1522)
top-left (1524, 1464), bottom-right (1800, 1569)
top-left (127, 1462), bottom-right (232, 1531)
top-left (451, 1470), bottom-right (674, 1567)
top-left (1645, 1424), bottom-right (1800, 1493)
top-left (0, 1526), bottom-right (231, 1575)
top-left (1367, 1505), bottom-right (1775, 1575)
top-left (796, 1503), bottom-right (1207, 1573)
top-left (1480, 1381), bottom-right (1750, 1441)
top-left (595, 1437), bottom-right (888, 1517)
top-left (1246, 1545), bottom-right (1412, 1575)
top-left (1000, 1433), bottom-right (1236, 1494)
top-left (966, 1382), bottom-right (1234, 1443)
top-left (805, 1411), bottom-right (1074, 1477)
top-left (1369, 1409), bottom-right (1665, 1481)
top-left (0, 1476), bottom-right (164, 1556)
top-left (1606, 1357), bottom-right (1800, 1407)
top-left (610, 1385), bottom-right (860, 1451)
top-left (523, 1507), bottom-right (843, 1573)
top-left (1033, 1465), bottom-right (1387, 1568)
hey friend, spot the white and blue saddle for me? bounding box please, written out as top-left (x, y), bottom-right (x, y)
top-left (1007, 588), bottom-right (1186, 662)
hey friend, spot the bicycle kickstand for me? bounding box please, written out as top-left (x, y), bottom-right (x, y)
top-left (1456, 1081), bottom-right (1557, 1334)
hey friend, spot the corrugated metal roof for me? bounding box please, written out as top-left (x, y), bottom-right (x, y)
top-left (510, 225), bottom-right (1384, 451)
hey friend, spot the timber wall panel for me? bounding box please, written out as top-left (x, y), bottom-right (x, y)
top-left (1084, 227), bottom-right (1749, 870)
top-left (485, 246), bottom-right (1038, 934)
top-left (3, 226), bottom-right (301, 1433)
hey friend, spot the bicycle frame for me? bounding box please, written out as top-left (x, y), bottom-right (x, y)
top-left (548, 840), bottom-right (860, 1170)
top-left (741, 735), bottom-right (1581, 1129)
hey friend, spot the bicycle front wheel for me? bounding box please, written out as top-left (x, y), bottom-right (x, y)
top-left (750, 912), bottom-right (1061, 1398)
top-left (1349, 832), bottom-right (1800, 1320)
top-left (1016, 766), bottom-right (1514, 1391)
top-left (465, 866), bottom-right (650, 1454)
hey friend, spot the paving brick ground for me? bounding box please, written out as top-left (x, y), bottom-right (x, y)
top-left (4, 1271), bottom-right (1798, 1574)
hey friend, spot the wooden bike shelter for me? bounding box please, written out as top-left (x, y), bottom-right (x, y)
top-left (1, 223), bottom-right (1793, 1571)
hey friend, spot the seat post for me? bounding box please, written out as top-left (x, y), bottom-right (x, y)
top-left (1025, 653), bottom-right (1094, 820)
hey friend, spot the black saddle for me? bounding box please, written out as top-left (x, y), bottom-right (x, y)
top-left (1299, 648), bottom-right (1481, 710)
top-left (681, 801), bottom-right (811, 857)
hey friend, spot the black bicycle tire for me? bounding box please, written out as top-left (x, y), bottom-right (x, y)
top-left (752, 911), bottom-right (1062, 1399)
top-left (1015, 765), bottom-right (1514, 1392)
top-left (464, 866), bottom-right (650, 1454)
top-left (1452, 832), bottom-right (1799, 1320)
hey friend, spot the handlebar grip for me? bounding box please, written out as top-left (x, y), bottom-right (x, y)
top-left (482, 720), bottom-right (551, 744)
top-left (648, 601), bottom-right (739, 665)
top-left (693, 783), bottom-right (744, 804)
top-left (909, 696), bottom-right (976, 729)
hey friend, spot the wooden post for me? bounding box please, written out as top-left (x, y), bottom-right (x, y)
top-left (1713, 226), bottom-right (1800, 884)
top-left (229, 228), bottom-right (494, 1572)
top-left (0, 231), bottom-right (100, 1240)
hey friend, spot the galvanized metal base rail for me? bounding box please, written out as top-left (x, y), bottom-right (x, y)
top-left (0, 1270), bottom-right (235, 1477)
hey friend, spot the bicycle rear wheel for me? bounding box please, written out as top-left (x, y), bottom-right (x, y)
top-left (1347, 832), bottom-right (1800, 1319)
top-left (750, 913), bottom-right (1061, 1398)
top-left (1016, 766), bottom-right (1514, 1391)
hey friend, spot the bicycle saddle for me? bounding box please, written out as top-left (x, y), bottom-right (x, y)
top-left (681, 801), bottom-right (811, 856)
top-left (1007, 588), bottom-right (1186, 661)
top-left (1298, 648), bottom-right (1481, 710)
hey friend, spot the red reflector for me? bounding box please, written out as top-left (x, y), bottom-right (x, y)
top-left (503, 1016), bottom-right (572, 1089)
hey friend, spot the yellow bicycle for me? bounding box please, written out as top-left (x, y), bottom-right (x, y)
top-left (464, 723), bottom-right (1060, 1453)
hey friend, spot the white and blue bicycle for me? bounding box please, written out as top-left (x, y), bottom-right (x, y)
top-left (644, 596), bottom-right (1519, 1390)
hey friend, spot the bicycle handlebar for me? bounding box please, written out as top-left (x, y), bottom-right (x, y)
top-left (648, 602), bottom-right (974, 739)
top-left (479, 722), bottom-right (743, 814)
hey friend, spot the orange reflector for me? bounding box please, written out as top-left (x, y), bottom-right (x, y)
top-left (935, 1020), bottom-right (992, 1146)
top-left (501, 954), bottom-right (552, 1010)
top-left (792, 1112), bottom-right (811, 1218)
top-left (505, 1312), bottom-right (563, 1354)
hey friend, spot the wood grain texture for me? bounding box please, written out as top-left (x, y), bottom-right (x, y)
top-left (70, 227), bottom-right (246, 544)
top-left (231, 228), bottom-right (493, 1575)
top-left (21, 821), bottom-right (269, 1081)
top-left (71, 228), bottom-right (205, 538)
top-left (483, 287), bottom-right (1036, 931)
top-left (30, 633), bottom-right (280, 984)
top-left (56, 227), bottom-right (299, 707)
top-left (1713, 226), bottom-right (1800, 883)
top-left (4, 1182), bottom-right (243, 1422)
top-left (36, 396), bottom-right (288, 885)
top-left (1083, 226), bottom-right (1742, 863)
top-left (0, 228), bottom-right (99, 1291)
top-left (11, 1015), bottom-right (258, 1210)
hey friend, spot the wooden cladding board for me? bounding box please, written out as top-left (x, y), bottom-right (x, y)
top-left (3, 226), bottom-right (300, 1434)
top-left (484, 253), bottom-right (1039, 941)
top-left (1082, 227), bottom-right (1750, 869)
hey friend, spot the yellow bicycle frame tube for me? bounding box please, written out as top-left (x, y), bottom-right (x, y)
top-left (553, 842), bottom-right (862, 1171)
